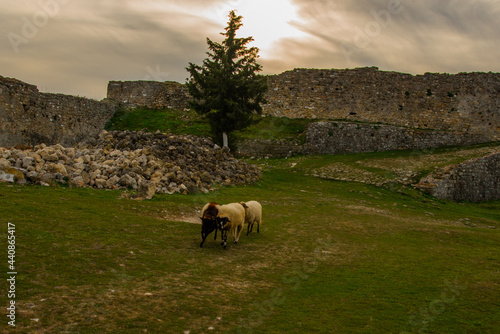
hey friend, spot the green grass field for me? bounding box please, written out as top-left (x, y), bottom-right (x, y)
top-left (2, 150), bottom-right (499, 333)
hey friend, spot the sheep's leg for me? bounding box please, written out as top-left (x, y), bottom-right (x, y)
top-left (200, 231), bottom-right (207, 248)
top-left (257, 219), bottom-right (260, 233)
top-left (235, 224), bottom-right (243, 243)
top-left (223, 231), bottom-right (228, 249)
top-left (220, 230), bottom-right (227, 248)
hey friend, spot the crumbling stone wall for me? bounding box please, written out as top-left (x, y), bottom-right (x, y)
top-left (0, 76), bottom-right (116, 147)
top-left (305, 122), bottom-right (491, 155)
top-left (3, 67), bottom-right (498, 149)
top-left (106, 67), bottom-right (500, 141)
top-left (107, 80), bottom-right (190, 110)
top-left (417, 152), bottom-right (500, 202)
top-left (265, 67), bottom-right (500, 141)
top-left (234, 121), bottom-right (491, 158)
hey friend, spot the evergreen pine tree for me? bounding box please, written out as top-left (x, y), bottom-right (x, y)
top-left (186, 10), bottom-right (268, 148)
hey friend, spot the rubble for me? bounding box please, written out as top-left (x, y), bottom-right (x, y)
top-left (0, 130), bottom-right (261, 198)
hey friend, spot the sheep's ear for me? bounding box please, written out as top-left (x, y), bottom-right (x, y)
top-left (241, 202), bottom-right (249, 209)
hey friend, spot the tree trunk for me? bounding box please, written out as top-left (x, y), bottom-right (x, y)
top-left (222, 132), bottom-right (229, 148)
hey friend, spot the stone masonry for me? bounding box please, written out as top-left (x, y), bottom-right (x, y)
top-left (417, 152), bottom-right (500, 202)
top-left (234, 121), bottom-right (491, 158)
top-left (264, 67), bottom-right (500, 141)
top-left (107, 67), bottom-right (500, 141)
top-left (0, 75), bottom-right (116, 147)
top-left (2, 67), bottom-right (499, 151)
top-left (305, 121), bottom-right (491, 155)
top-left (107, 80), bottom-right (190, 110)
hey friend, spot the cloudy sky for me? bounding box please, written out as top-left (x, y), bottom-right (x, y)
top-left (1, 0), bottom-right (499, 100)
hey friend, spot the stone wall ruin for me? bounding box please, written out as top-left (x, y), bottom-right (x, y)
top-left (0, 75), bottom-right (116, 148)
top-left (106, 67), bottom-right (500, 142)
top-left (417, 152), bottom-right (500, 202)
top-left (305, 121), bottom-right (492, 155)
top-left (107, 80), bottom-right (190, 110)
top-left (265, 67), bottom-right (499, 141)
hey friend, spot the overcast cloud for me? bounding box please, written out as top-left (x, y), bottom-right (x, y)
top-left (1, 0), bottom-right (499, 99)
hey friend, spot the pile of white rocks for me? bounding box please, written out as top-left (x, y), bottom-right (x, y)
top-left (0, 130), bottom-right (261, 198)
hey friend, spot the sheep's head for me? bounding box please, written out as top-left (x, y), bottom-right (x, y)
top-left (217, 216), bottom-right (230, 230)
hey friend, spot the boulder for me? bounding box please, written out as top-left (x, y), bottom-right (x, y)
top-left (0, 158), bottom-right (11, 170)
top-left (139, 180), bottom-right (156, 199)
top-left (4, 168), bottom-right (26, 184)
top-left (0, 170), bottom-right (14, 183)
top-left (94, 179), bottom-right (107, 189)
top-left (70, 176), bottom-right (85, 188)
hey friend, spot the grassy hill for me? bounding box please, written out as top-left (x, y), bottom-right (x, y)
top-left (104, 107), bottom-right (313, 144)
top-left (105, 107), bottom-right (212, 137)
top-left (2, 146), bottom-right (499, 333)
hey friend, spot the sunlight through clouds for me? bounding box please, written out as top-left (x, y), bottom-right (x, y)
top-left (201, 0), bottom-right (307, 56)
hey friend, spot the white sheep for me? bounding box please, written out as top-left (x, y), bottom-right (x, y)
top-left (216, 203), bottom-right (246, 249)
top-left (240, 201), bottom-right (262, 236)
